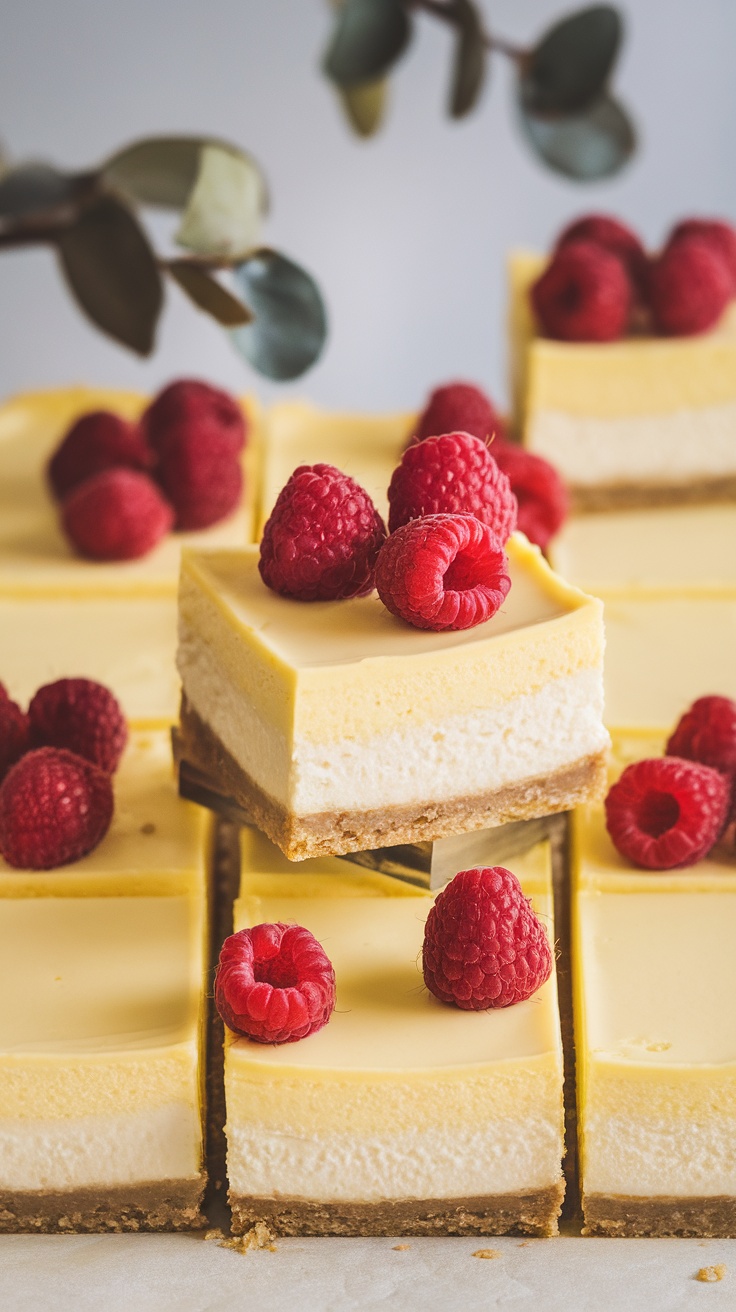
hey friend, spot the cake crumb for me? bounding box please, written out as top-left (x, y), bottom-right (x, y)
top-left (204, 1223), bottom-right (277, 1253)
top-left (472, 1249), bottom-right (501, 1260)
top-left (696, 1265), bottom-right (727, 1283)
top-left (392, 1244), bottom-right (410, 1251)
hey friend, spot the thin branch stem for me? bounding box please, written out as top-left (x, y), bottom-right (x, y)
top-left (408, 0), bottom-right (527, 61)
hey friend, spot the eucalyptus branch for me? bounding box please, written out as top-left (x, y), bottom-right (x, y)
top-left (408, 0), bottom-right (526, 61)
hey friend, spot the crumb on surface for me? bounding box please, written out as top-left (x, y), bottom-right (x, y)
top-left (472, 1249), bottom-right (501, 1260)
top-left (203, 1223), bottom-right (277, 1253)
top-left (392, 1244), bottom-right (411, 1251)
top-left (696, 1265), bottom-right (727, 1283)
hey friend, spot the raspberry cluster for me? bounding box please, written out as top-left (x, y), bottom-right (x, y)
top-left (605, 695), bottom-right (736, 870)
top-left (0, 677), bottom-right (126, 869)
top-left (533, 212), bottom-right (736, 342)
top-left (47, 378), bottom-right (247, 561)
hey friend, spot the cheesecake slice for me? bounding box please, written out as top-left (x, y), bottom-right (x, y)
top-left (0, 892), bottom-right (207, 1232)
top-left (510, 252), bottom-right (736, 510)
top-left (177, 538), bottom-right (608, 860)
top-left (574, 740), bottom-right (736, 1237)
top-left (0, 729), bottom-right (212, 898)
top-left (225, 826), bottom-right (565, 1236)
top-left (548, 504), bottom-right (736, 732)
top-left (0, 387), bottom-right (261, 592)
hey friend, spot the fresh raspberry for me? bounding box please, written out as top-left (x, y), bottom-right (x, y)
top-left (0, 747), bottom-right (114, 869)
top-left (154, 427), bottom-right (243, 531)
top-left (556, 214), bottom-right (648, 294)
top-left (142, 379), bottom-right (246, 456)
top-left (61, 468), bottom-right (173, 561)
top-left (0, 695), bottom-right (30, 783)
top-left (388, 432), bottom-right (517, 541)
top-left (605, 757), bottom-right (729, 870)
top-left (410, 382), bottom-right (507, 447)
top-left (423, 866), bottom-right (552, 1010)
top-left (491, 440), bottom-right (568, 550)
top-left (375, 513), bottom-right (510, 632)
top-left (215, 922), bottom-right (336, 1043)
top-left (28, 678), bottom-right (127, 774)
top-left (667, 696), bottom-right (736, 817)
top-left (647, 237), bottom-right (732, 336)
top-left (669, 219), bottom-right (736, 294)
top-left (260, 464), bottom-right (386, 601)
top-left (531, 240), bottom-right (632, 342)
top-left (47, 411), bottom-right (152, 501)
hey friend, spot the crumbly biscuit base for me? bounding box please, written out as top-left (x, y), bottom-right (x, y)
top-left (583, 1193), bottom-right (736, 1238)
top-left (0, 1178), bottom-right (206, 1234)
top-left (231, 1183), bottom-right (564, 1238)
top-left (177, 696), bottom-right (608, 861)
top-left (570, 475), bottom-right (736, 514)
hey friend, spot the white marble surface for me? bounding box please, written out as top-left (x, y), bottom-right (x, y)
top-left (2, 1233), bottom-right (736, 1311)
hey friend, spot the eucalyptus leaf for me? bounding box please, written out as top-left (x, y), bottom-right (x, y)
top-left (56, 195), bottom-right (163, 354)
top-left (324, 0), bottom-right (410, 88)
top-left (232, 250), bottom-right (327, 380)
top-left (0, 163), bottom-right (80, 220)
top-left (166, 260), bottom-right (253, 326)
top-left (519, 93), bottom-right (635, 181)
top-left (175, 145), bottom-right (266, 258)
top-left (522, 5), bottom-right (621, 116)
top-left (102, 136), bottom-right (266, 215)
top-left (338, 78), bottom-right (389, 137)
top-left (449, 0), bottom-right (487, 119)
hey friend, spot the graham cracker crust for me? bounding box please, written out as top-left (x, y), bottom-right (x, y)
top-left (231, 1182), bottom-right (564, 1238)
top-left (583, 1192), bottom-right (736, 1238)
top-left (0, 1178), bottom-right (206, 1234)
top-left (570, 474), bottom-right (736, 514)
top-left (177, 696), bottom-right (608, 861)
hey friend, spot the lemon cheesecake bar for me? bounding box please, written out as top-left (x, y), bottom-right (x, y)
top-left (0, 892), bottom-right (207, 1232)
top-left (510, 252), bottom-right (736, 509)
top-left (574, 741), bottom-right (736, 1237)
top-left (176, 538), bottom-right (608, 859)
top-left (224, 827), bottom-right (565, 1236)
top-left (549, 504), bottom-right (736, 731)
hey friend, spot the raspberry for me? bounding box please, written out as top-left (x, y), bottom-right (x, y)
top-left (375, 512), bottom-right (510, 632)
top-left (605, 757), bottom-right (729, 870)
top-left (667, 696), bottom-right (736, 818)
top-left (28, 678), bottom-right (127, 774)
top-left (388, 432), bottom-right (517, 541)
top-left (422, 866), bottom-right (552, 1010)
top-left (47, 411), bottom-right (152, 502)
top-left (154, 427), bottom-right (243, 531)
top-left (411, 382), bottom-right (507, 447)
top-left (0, 695), bottom-right (30, 783)
top-left (669, 219), bottom-right (736, 294)
top-left (647, 237), bottom-right (732, 336)
top-left (556, 214), bottom-right (648, 294)
top-left (215, 922), bottom-right (336, 1043)
top-left (142, 379), bottom-right (246, 456)
top-left (0, 747), bottom-right (114, 869)
top-left (62, 469), bottom-right (173, 561)
top-left (531, 240), bottom-right (632, 342)
top-left (491, 440), bottom-right (568, 550)
top-left (260, 464), bottom-right (386, 601)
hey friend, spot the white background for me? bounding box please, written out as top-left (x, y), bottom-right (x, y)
top-left (1, 1), bottom-right (735, 411)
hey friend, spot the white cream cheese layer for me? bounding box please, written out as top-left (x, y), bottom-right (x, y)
top-left (527, 401), bottom-right (736, 488)
top-left (0, 1105), bottom-right (201, 1192)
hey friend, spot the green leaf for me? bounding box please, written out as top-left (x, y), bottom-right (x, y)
top-left (324, 0), bottom-right (411, 88)
top-left (338, 78), bottom-right (389, 137)
top-left (522, 5), bottom-right (622, 116)
top-left (166, 260), bottom-right (253, 326)
top-left (0, 163), bottom-right (80, 220)
top-left (175, 144), bottom-right (265, 258)
top-left (519, 93), bottom-right (635, 181)
top-left (56, 194), bottom-right (163, 354)
top-left (232, 249), bottom-right (327, 381)
top-left (102, 136), bottom-right (266, 214)
top-left (448, 0), bottom-right (487, 119)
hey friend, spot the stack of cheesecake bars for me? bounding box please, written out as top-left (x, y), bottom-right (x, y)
top-left (3, 253), bottom-right (736, 1241)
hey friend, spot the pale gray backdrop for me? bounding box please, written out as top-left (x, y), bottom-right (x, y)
top-left (1, 0), bottom-right (734, 412)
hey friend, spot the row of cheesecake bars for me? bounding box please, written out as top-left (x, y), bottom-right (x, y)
top-left (0, 383), bottom-right (735, 1239)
